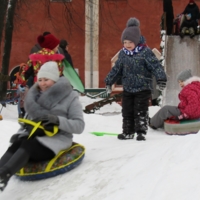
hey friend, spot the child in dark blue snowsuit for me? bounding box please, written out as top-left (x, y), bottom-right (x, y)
top-left (105, 17), bottom-right (167, 141)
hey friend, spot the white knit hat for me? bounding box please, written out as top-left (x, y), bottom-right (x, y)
top-left (37, 61), bottom-right (59, 82)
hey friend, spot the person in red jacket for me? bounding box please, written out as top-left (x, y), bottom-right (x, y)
top-left (20, 33), bottom-right (64, 87)
top-left (149, 69), bottom-right (200, 129)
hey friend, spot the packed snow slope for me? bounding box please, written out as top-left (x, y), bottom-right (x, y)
top-left (0, 96), bottom-right (200, 200)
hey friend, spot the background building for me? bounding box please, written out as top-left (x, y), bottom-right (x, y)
top-left (0, 0), bottom-right (197, 89)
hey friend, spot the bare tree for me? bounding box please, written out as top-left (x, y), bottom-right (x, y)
top-left (0, 0), bottom-right (8, 48)
top-left (0, 0), bottom-right (18, 101)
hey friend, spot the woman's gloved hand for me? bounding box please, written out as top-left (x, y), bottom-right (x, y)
top-left (39, 114), bottom-right (59, 126)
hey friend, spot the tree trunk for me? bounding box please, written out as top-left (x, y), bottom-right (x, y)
top-left (0, 0), bottom-right (18, 101)
top-left (0, 0), bottom-right (8, 48)
top-left (163, 0), bottom-right (174, 35)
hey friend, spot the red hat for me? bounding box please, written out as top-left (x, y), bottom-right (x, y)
top-left (37, 34), bottom-right (60, 50)
top-left (189, 0), bottom-right (195, 3)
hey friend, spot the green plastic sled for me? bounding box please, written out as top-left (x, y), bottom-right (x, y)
top-left (62, 59), bottom-right (85, 93)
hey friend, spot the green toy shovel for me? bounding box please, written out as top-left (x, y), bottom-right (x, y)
top-left (90, 132), bottom-right (118, 136)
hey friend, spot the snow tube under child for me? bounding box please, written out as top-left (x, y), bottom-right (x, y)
top-left (164, 119), bottom-right (200, 135)
top-left (15, 143), bottom-right (85, 181)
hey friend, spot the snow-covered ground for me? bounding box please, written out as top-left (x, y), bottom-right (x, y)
top-left (0, 96), bottom-right (200, 200)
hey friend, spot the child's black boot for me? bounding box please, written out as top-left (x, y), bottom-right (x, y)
top-left (0, 167), bottom-right (11, 191)
top-left (136, 131), bottom-right (146, 141)
top-left (190, 33), bottom-right (195, 38)
top-left (0, 148), bottom-right (30, 191)
top-left (118, 132), bottom-right (134, 140)
top-left (180, 33), bottom-right (184, 38)
top-left (118, 119), bottom-right (134, 140)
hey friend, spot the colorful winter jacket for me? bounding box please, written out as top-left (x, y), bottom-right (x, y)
top-left (178, 76), bottom-right (200, 119)
top-left (20, 48), bottom-right (64, 85)
top-left (105, 36), bottom-right (167, 93)
top-left (13, 63), bottom-right (26, 88)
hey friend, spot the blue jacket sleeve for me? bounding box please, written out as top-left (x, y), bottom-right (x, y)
top-left (104, 51), bottom-right (123, 86)
top-left (144, 49), bottom-right (167, 82)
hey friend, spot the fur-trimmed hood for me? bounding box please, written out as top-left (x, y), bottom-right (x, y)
top-left (183, 76), bottom-right (200, 86)
top-left (24, 77), bottom-right (72, 119)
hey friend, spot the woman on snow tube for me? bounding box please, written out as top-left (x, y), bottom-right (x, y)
top-left (0, 61), bottom-right (85, 191)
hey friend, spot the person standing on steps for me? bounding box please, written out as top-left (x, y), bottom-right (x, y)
top-left (30, 31), bottom-right (64, 55)
top-left (59, 39), bottom-right (74, 68)
top-left (20, 33), bottom-right (65, 88)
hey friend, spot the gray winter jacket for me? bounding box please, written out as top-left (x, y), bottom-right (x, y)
top-left (16, 77), bottom-right (85, 155)
top-left (105, 38), bottom-right (167, 93)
